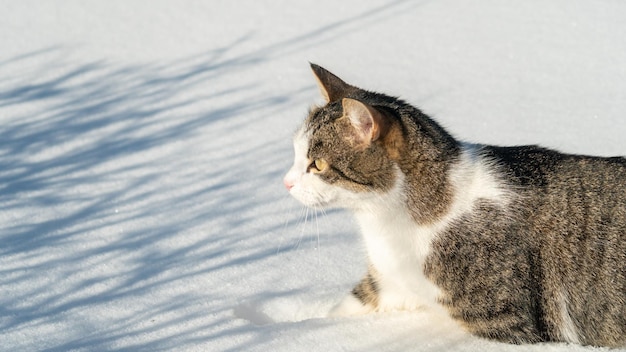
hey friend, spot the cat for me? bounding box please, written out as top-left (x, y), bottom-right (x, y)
top-left (283, 63), bottom-right (626, 347)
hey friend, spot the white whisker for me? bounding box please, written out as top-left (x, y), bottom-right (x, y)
top-left (313, 206), bottom-right (321, 270)
top-left (294, 206), bottom-right (309, 250)
top-left (276, 194), bottom-right (300, 254)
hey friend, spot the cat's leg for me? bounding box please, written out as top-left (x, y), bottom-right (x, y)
top-left (329, 268), bottom-right (379, 317)
top-left (460, 311), bottom-right (545, 345)
top-left (439, 280), bottom-right (546, 344)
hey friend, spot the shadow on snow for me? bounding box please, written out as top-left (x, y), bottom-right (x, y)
top-left (0, 1), bottom-right (422, 350)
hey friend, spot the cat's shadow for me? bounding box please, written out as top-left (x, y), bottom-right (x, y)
top-left (233, 302), bottom-right (276, 326)
top-left (233, 292), bottom-right (337, 326)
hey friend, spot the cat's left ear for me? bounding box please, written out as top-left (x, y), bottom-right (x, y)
top-left (342, 98), bottom-right (387, 145)
top-left (310, 63), bottom-right (356, 103)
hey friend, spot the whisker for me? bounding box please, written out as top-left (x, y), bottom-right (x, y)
top-left (276, 195), bottom-right (299, 255)
top-left (314, 206), bottom-right (321, 269)
top-left (295, 206), bottom-right (309, 250)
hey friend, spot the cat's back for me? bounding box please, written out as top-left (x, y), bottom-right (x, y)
top-left (482, 144), bottom-right (626, 187)
top-left (484, 144), bottom-right (626, 236)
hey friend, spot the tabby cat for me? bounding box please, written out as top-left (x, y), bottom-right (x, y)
top-left (283, 64), bottom-right (626, 346)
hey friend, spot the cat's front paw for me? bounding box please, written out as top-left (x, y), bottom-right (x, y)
top-left (328, 294), bottom-right (374, 317)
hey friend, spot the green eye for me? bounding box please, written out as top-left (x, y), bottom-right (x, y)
top-left (310, 158), bottom-right (328, 173)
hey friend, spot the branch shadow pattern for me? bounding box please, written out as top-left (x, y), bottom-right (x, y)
top-left (0, 44), bottom-right (301, 351)
top-left (0, 1), bottom-right (426, 350)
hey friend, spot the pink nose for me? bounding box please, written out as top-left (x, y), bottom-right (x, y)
top-left (283, 178), bottom-right (294, 191)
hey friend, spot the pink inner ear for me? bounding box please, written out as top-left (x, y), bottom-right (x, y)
top-left (342, 98), bottom-right (380, 144)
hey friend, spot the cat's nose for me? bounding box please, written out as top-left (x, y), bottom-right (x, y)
top-left (283, 177), bottom-right (294, 191)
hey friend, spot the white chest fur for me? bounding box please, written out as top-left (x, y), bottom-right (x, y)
top-left (356, 208), bottom-right (442, 311)
top-left (353, 145), bottom-right (509, 313)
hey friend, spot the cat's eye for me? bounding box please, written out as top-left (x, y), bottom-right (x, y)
top-left (309, 158), bottom-right (329, 173)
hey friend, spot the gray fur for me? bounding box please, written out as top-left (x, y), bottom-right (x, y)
top-left (426, 147), bottom-right (626, 345)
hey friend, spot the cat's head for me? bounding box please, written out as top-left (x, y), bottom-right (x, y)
top-left (283, 64), bottom-right (404, 209)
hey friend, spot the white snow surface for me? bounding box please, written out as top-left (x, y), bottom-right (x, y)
top-left (1, 1), bottom-right (625, 351)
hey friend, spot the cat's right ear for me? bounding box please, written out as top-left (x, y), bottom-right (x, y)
top-left (310, 63), bottom-right (355, 103)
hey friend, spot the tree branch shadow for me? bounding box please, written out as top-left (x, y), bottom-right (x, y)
top-left (0, 1), bottom-right (427, 350)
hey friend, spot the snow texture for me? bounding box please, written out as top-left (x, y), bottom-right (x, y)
top-left (1, 0), bottom-right (625, 351)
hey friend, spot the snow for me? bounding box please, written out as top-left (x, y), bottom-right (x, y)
top-left (1, 0), bottom-right (625, 351)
